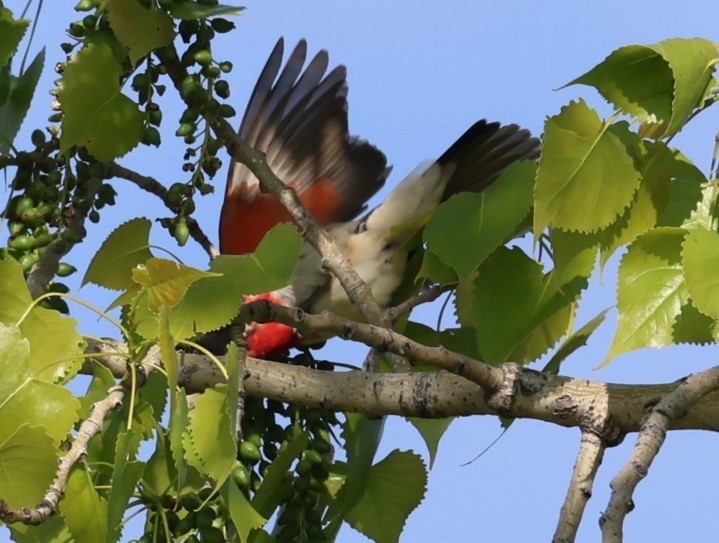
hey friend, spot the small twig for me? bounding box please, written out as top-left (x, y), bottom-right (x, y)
top-left (240, 300), bottom-right (502, 390)
top-left (554, 431), bottom-right (607, 543)
top-left (386, 284), bottom-right (454, 322)
top-left (111, 161), bottom-right (219, 260)
top-left (600, 365), bottom-right (719, 542)
top-left (0, 385), bottom-right (124, 525)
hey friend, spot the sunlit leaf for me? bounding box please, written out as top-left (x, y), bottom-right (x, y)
top-left (225, 479), bottom-right (266, 543)
top-left (682, 227), bottom-right (719, 320)
top-left (0, 424), bottom-right (58, 509)
top-left (0, 7), bottom-right (28, 70)
top-left (106, 429), bottom-right (144, 543)
top-left (168, 223), bottom-right (302, 340)
top-left (132, 258), bottom-right (219, 311)
top-left (534, 100), bottom-right (641, 235)
top-left (603, 227), bottom-right (688, 366)
top-left (107, 0), bottom-right (174, 64)
top-left (58, 44), bottom-right (144, 160)
top-left (345, 450), bottom-right (427, 543)
top-left (183, 385), bottom-right (237, 486)
top-left (425, 160), bottom-right (535, 278)
top-left (568, 38), bottom-right (718, 137)
top-left (61, 466), bottom-right (108, 543)
top-left (0, 49), bottom-right (44, 155)
top-left (83, 218), bottom-right (153, 290)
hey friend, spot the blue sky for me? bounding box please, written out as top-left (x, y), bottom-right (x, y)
top-left (4, 1), bottom-right (719, 542)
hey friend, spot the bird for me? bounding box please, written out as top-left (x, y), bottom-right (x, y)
top-left (219, 38), bottom-right (541, 358)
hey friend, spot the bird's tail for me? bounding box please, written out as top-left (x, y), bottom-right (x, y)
top-left (438, 119), bottom-right (541, 200)
top-left (363, 119), bottom-right (540, 243)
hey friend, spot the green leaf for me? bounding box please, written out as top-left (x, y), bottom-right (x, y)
top-left (543, 309), bottom-right (609, 374)
top-left (424, 160), bottom-right (535, 278)
top-left (106, 0), bottom-right (174, 65)
top-left (682, 227), bottom-right (719, 320)
top-left (61, 466), bottom-right (108, 543)
top-left (534, 100), bottom-right (641, 235)
top-left (598, 141), bottom-right (672, 269)
top-left (0, 322), bottom-right (80, 445)
top-left (0, 424), bottom-right (58, 509)
top-left (0, 49), bottom-right (44, 155)
top-left (58, 43), bottom-right (144, 160)
top-left (168, 223), bottom-right (303, 340)
top-left (345, 450), bottom-right (427, 543)
top-left (10, 514), bottom-right (73, 543)
top-left (225, 479), bottom-right (266, 543)
top-left (416, 249), bottom-right (457, 285)
top-left (472, 239), bottom-right (593, 364)
top-left (603, 227), bottom-right (689, 366)
top-left (158, 306), bottom-right (190, 493)
top-left (83, 218), bottom-right (153, 290)
top-left (657, 151), bottom-right (707, 228)
top-left (183, 385), bottom-right (237, 486)
top-left (0, 7), bottom-right (28, 70)
top-left (132, 258), bottom-right (218, 311)
top-left (0, 259), bottom-right (84, 383)
top-left (170, 2), bottom-right (246, 19)
top-left (106, 429), bottom-right (144, 543)
top-left (672, 302), bottom-right (718, 345)
top-left (406, 417), bottom-right (453, 469)
top-left (143, 430), bottom-right (176, 499)
top-left (568, 38), bottom-right (718, 137)
top-left (251, 429), bottom-right (307, 518)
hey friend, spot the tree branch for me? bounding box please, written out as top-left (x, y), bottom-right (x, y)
top-left (600, 365), bottom-right (719, 542)
top-left (554, 431), bottom-right (607, 543)
top-left (240, 299), bottom-right (502, 390)
top-left (111, 161), bottom-right (219, 260)
top-left (386, 284), bottom-right (454, 322)
top-left (82, 338), bottom-right (719, 433)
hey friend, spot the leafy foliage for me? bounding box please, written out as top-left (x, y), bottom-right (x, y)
top-left (0, 2), bottom-right (718, 542)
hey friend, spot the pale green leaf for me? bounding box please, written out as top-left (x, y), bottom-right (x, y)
top-left (0, 8), bottom-right (28, 70)
top-left (83, 218), bottom-right (153, 290)
top-left (657, 151), bottom-right (707, 228)
top-left (10, 514), bottom-right (73, 543)
top-left (534, 100), bottom-right (641, 235)
top-left (225, 479), bottom-right (266, 543)
top-left (168, 223), bottom-right (302, 340)
top-left (106, 429), bottom-right (144, 543)
top-left (424, 160), bottom-right (535, 278)
top-left (345, 450), bottom-right (427, 543)
top-left (599, 141), bottom-right (672, 269)
top-left (61, 466), bottom-right (108, 543)
top-left (406, 417), bottom-right (453, 469)
top-left (132, 258), bottom-right (219, 311)
top-left (682, 227), bottom-right (719, 320)
top-left (183, 385), bottom-right (237, 485)
top-left (0, 259), bottom-right (84, 382)
top-left (58, 44), bottom-right (144, 160)
top-left (0, 49), bottom-right (44, 155)
top-left (0, 424), bottom-right (58, 509)
top-left (568, 38), bottom-right (718, 137)
top-left (603, 227), bottom-right (689, 366)
top-left (107, 0), bottom-right (174, 65)
top-left (0, 322), bottom-right (80, 445)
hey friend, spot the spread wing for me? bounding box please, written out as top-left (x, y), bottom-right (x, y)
top-left (220, 38), bottom-right (390, 255)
